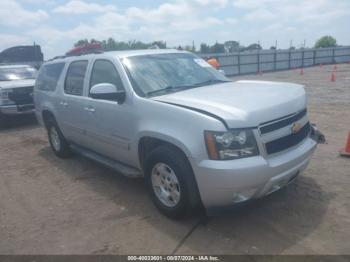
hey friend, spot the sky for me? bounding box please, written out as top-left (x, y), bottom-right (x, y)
top-left (0, 0), bottom-right (349, 59)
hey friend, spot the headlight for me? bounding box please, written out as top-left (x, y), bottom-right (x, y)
top-left (0, 89), bottom-right (11, 99)
top-left (204, 129), bottom-right (259, 160)
top-left (0, 88), bottom-right (14, 105)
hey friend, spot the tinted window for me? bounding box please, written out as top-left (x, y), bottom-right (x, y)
top-left (64, 61), bottom-right (88, 96)
top-left (36, 63), bottom-right (65, 91)
top-left (90, 60), bottom-right (124, 92)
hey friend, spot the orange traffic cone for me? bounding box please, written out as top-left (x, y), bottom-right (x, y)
top-left (331, 71), bottom-right (336, 82)
top-left (300, 68), bottom-right (304, 75)
top-left (340, 131), bottom-right (350, 157)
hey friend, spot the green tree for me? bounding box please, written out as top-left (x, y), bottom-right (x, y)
top-left (74, 39), bottom-right (89, 47)
top-left (151, 41), bottom-right (167, 49)
top-left (224, 40), bottom-right (240, 53)
top-left (244, 43), bottom-right (262, 51)
top-left (200, 43), bottom-right (210, 53)
top-left (314, 36), bottom-right (337, 48)
top-left (210, 42), bottom-right (225, 53)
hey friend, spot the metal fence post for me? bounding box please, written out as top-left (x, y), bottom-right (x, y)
top-left (312, 49), bottom-right (316, 65)
top-left (332, 48), bottom-right (336, 64)
top-left (237, 52), bottom-right (241, 75)
top-left (257, 50), bottom-right (260, 73)
top-left (274, 50), bottom-right (277, 71)
top-left (301, 49), bottom-right (304, 68)
top-left (288, 49), bottom-right (291, 69)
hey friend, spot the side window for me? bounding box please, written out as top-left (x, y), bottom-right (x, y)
top-left (36, 62), bottom-right (65, 91)
top-left (64, 60), bottom-right (88, 96)
top-left (89, 60), bottom-right (124, 93)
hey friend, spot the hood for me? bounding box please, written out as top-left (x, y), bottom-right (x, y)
top-left (0, 79), bottom-right (36, 90)
top-left (152, 80), bottom-right (306, 128)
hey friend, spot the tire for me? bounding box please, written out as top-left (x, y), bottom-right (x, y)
top-left (144, 145), bottom-right (202, 219)
top-left (46, 118), bottom-right (72, 158)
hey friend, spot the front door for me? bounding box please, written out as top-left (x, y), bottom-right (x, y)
top-left (84, 59), bottom-right (134, 164)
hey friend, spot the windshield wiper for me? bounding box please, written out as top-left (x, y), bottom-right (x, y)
top-left (146, 79), bottom-right (231, 97)
top-left (192, 79), bottom-right (231, 87)
top-left (146, 85), bottom-right (193, 97)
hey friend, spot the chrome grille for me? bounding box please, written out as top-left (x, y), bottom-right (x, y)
top-left (8, 86), bottom-right (34, 105)
top-left (259, 109), bottom-right (310, 155)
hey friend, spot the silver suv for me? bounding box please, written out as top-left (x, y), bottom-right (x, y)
top-left (34, 49), bottom-right (323, 218)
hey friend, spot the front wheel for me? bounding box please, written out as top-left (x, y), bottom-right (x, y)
top-left (144, 145), bottom-right (201, 219)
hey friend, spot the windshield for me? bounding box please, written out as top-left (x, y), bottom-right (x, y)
top-left (0, 67), bottom-right (37, 81)
top-left (122, 53), bottom-right (230, 97)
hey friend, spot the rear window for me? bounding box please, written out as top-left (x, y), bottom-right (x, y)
top-left (36, 62), bottom-right (65, 91)
top-left (64, 60), bottom-right (88, 96)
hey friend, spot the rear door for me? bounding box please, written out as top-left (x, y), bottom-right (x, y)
top-left (57, 60), bottom-right (90, 147)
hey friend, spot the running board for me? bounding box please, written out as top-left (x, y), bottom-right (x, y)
top-left (70, 144), bottom-right (142, 178)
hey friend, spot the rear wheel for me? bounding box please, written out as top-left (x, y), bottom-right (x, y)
top-left (144, 145), bottom-right (201, 219)
top-left (47, 119), bottom-right (71, 158)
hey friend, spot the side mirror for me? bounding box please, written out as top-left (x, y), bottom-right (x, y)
top-left (90, 83), bottom-right (126, 103)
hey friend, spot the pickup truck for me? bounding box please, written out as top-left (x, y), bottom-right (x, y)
top-left (0, 64), bottom-right (37, 121)
top-left (34, 49), bottom-right (324, 218)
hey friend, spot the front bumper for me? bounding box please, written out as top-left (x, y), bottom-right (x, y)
top-left (191, 135), bottom-right (318, 210)
top-left (0, 104), bottom-right (35, 115)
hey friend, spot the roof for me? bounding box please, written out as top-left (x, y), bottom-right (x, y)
top-left (107, 49), bottom-right (188, 58)
top-left (46, 49), bottom-right (188, 64)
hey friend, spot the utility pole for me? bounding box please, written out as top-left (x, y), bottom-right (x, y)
top-left (289, 40), bottom-right (293, 69)
top-left (257, 40), bottom-right (260, 73)
top-left (238, 41), bottom-right (241, 75)
top-left (274, 40), bottom-right (277, 71)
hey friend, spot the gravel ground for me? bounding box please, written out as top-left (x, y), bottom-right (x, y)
top-left (0, 63), bottom-right (349, 255)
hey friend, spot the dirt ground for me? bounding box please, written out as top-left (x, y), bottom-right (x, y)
top-left (0, 64), bottom-right (349, 255)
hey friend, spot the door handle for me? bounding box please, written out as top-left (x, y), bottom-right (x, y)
top-left (59, 101), bottom-right (68, 107)
top-left (84, 106), bottom-right (96, 113)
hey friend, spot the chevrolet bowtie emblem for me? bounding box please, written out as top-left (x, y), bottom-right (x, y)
top-left (291, 122), bottom-right (302, 134)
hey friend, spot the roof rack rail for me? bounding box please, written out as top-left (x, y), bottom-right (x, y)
top-left (47, 43), bottom-right (104, 62)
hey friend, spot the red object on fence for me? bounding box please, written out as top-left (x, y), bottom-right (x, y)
top-left (331, 71), bottom-right (336, 82)
top-left (300, 68), bottom-right (304, 75)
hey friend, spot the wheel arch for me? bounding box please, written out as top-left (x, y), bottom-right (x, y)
top-left (42, 110), bottom-right (56, 129)
top-left (137, 133), bottom-right (192, 170)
